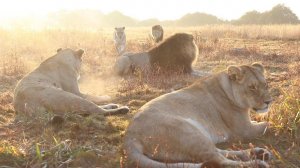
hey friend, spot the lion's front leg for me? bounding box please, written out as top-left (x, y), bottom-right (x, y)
top-left (84, 94), bottom-right (111, 105)
top-left (245, 122), bottom-right (269, 138)
top-left (99, 104), bottom-right (119, 109)
top-left (228, 112), bottom-right (269, 139)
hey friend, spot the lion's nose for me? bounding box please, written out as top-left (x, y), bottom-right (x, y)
top-left (264, 100), bottom-right (272, 105)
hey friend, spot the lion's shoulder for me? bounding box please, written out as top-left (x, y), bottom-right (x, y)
top-left (16, 49), bottom-right (83, 88)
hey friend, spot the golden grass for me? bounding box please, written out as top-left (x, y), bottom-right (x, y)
top-left (0, 25), bottom-right (299, 167)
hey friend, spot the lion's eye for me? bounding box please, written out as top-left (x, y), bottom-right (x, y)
top-left (249, 84), bottom-right (257, 91)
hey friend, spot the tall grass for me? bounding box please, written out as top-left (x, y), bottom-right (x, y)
top-left (176, 25), bottom-right (300, 40)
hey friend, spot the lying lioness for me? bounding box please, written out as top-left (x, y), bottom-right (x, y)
top-left (13, 48), bottom-right (129, 116)
top-left (124, 63), bottom-right (272, 168)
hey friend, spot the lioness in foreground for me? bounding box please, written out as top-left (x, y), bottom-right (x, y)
top-left (124, 63), bottom-right (272, 168)
top-left (13, 48), bottom-right (129, 116)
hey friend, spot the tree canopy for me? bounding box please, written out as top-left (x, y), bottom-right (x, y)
top-left (235, 4), bottom-right (299, 24)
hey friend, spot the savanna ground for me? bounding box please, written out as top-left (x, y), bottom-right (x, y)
top-left (0, 25), bottom-right (299, 168)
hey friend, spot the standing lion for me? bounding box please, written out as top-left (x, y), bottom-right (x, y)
top-left (13, 48), bottom-right (129, 116)
top-left (113, 27), bottom-right (126, 55)
top-left (114, 33), bottom-right (199, 76)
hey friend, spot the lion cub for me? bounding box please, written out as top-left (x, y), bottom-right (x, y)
top-left (13, 48), bottom-right (129, 116)
top-left (124, 63), bottom-right (272, 168)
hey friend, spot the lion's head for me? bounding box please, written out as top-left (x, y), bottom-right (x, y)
top-left (40, 48), bottom-right (84, 79)
top-left (151, 25), bottom-right (164, 43)
top-left (227, 63), bottom-right (272, 113)
top-left (56, 48), bottom-right (84, 74)
top-left (115, 27), bottom-right (125, 39)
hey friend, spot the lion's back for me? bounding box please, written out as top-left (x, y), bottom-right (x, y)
top-left (13, 53), bottom-right (72, 113)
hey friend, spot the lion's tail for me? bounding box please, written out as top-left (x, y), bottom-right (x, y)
top-left (124, 138), bottom-right (207, 168)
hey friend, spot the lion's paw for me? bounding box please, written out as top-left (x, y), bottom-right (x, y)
top-left (100, 104), bottom-right (119, 110)
top-left (253, 160), bottom-right (270, 168)
top-left (117, 106), bottom-right (130, 114)
top-left (251, 147), bottom-right (272, 161)
top-left (200, 161), bottom-right (222, 168)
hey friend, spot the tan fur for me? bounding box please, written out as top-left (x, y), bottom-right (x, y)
top-left (13, 48), bottom-right (129, 116)
top-left (114, 33), bottom-right (199, 76)
top-left (124, 63), bottom-right (272, 168)
top-left (114, 27), bottom-right (126, 55)
top-left (113, 52), bottom-right (150, 76)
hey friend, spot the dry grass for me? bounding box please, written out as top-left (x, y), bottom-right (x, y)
top-left (0, 25), bottom-right (299, 167)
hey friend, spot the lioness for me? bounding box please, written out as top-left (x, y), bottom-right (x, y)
top-left (13, 48), bottom-right (129, 116)
top-left (114, 27), bottom-right (126, 55)
top-left (124, 63), bottom-right (272, 168)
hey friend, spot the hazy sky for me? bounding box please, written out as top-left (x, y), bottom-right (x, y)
top-left (0, 0), bottom-right (299, 21)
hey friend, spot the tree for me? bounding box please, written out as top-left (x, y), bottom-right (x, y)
top-left (237, 11), bottom-right (261, 24)
top-left (177, 13), bottom-right (222, 26)
top-left (266, 4), bottom-right (299, 24)
top-left (235, 4), bottom-right (299, 24)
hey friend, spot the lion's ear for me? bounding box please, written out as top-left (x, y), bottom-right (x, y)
top-left (57, 48), bottom-right (62, 52)
top-left (252, 62), bottom-right (264, 73)
top-left (228, 66), bottom-right (244, 82)
top-left (122, 27), bottom-right (125, 30)
top-left (115, 27), bottom-right (118, 30)
top-left (75, 49), bottom-right (84, 58)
